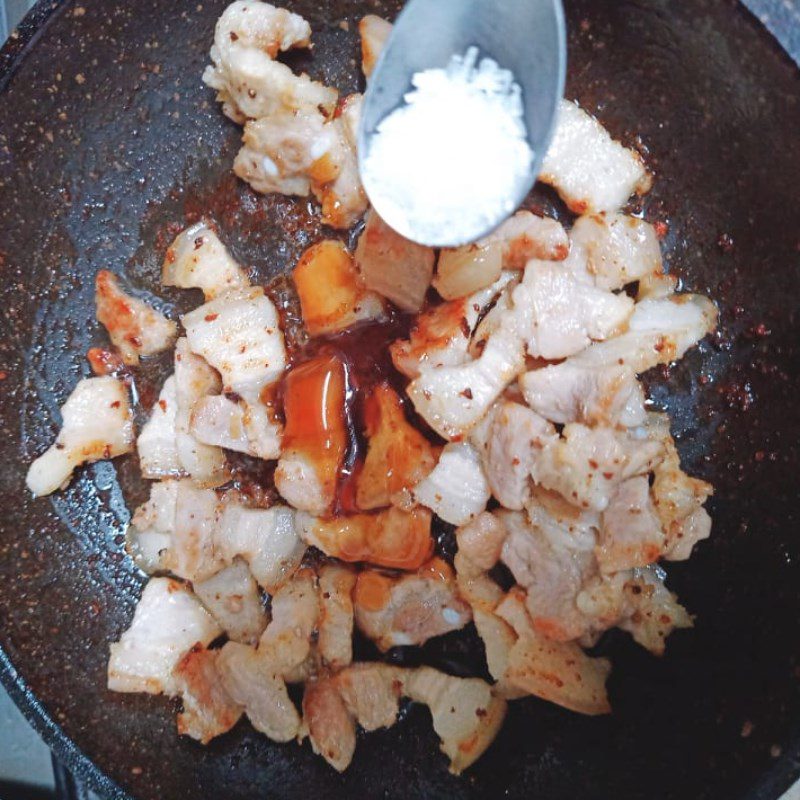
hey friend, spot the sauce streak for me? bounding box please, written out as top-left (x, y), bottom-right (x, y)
top-left (282, 353), bottom-right (349, 515)
top-left (281, 313), bottom-right (416, 515)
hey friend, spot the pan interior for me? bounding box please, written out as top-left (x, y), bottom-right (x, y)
top-left (1, 1), bottom-right (799, 798)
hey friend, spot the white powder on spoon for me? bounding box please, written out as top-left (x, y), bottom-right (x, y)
top-left (362, 47), bottom-right (533, 245)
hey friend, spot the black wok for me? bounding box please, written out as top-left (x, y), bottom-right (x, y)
top-left (1, 0), bottom-right (800, 798)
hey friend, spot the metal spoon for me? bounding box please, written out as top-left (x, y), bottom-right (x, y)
top-left (357, 0), bottom-right (566, 248)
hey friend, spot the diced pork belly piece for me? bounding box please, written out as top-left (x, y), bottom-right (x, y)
top-left (413, 442), bottom-right (490, 526)
top-left (108, 577), bottom-right (222, 695)
top-left (26, 376), bottom-right (134, 497)
top-left (434, 240), bottom-right (503, 301)
top-left (359, 14), bottom-right (392, 79)
top-left (303, 662), bottom-right (405, 772)
top-left (193, 559), bottom-right (268, 645)
top-left (354, 209), bottom-right (435, 313)
top-left (499, 500), bottom-right (598, 642)
top-left (456, 511), bottom-right (507, 574)
top-left (495, 589), bottom-right (611, 715)
top-left (336, 663), bottom-right (404, 731)
top-left (539, 99), bottom-right (652, 214)
top-left (597, 476), bottom-right (665, 573)
top-left (127, 479), bottom-right (229, 582)
top-left (569, 212), bottom-right (663, 291)
top-left (453, 512), bottom-right (508, 614)
top-left (173, 338), bottom-right (229, 487)
top-left (311, 97), bottom-right (369, 230)
top-left (296, 506), bottom-right (434, 570)
top-left (182, 287), bottom-right (286, 398)
top-left (235, 98), bottom-right (368, 229)
top-left (275, 354), bottom-right (348, 515)
top-left (182, 288), bottom-right (285, 463)
top-left (637, 270), bottom-right (678, 301)
top-left (512, 260), bottom-right (633, 360)
top-left (434, 212), bottom-right (569, 300)
top-left (303, 677), bottom-right (356, 772)
top-left (617, 566), bottom-right (692, 655)
top-left (137, 375), bottom-right (181, 479)
top-left (189, 394), bottom-right (255, 455)
top-left (390, 273), bottom-right (515, 379)
top-left (164, 481), bottom-right (225, 582)
top-left (354, 558), bottom-right (471, 650)
top-left (317, 563), bottom-right (357, 670)
top-left (305, 663), bottom-right (505, 774)
top-left (338, 91), bottom-right (362, 152)
top-left (234, 106), bottom-right (334, 197)
top-left (126, 480), bottom-right (179, 573)
top-left (203, 1), bottom-right (337, 123)
top-left (214, 502), bottom-right (306, 591)
top-left (407, 312), bottom-right (525, 440)
top-left (478, 401), bottom-right (558, 511)
top-left (173, 645), bottom-right (244, 744)
top-left (472, 608), bottom-right (521, 698)
top-left (520, 361), bottom-right (646, 427)
top-left (163, 222), bottom-right (250, 300)
top-left (403, 667), bottom-right (507, 775)
top-left (212, 0), bottom-right (312, 59)
top-left (216, 640), bottom-right (301, 741)
top-left (275, 450), bottom-right (335, 517)
top-left (452, 515), bottom-right (520, 697)
top-left (566, 294), bottom-right (718, 375)
top-left (531, 423), bottom-right (663, 512)
top-left (648, 415), bottom-right (713, 560)
top-left (190, 394), bottom-right (282, 461)
top-left (356, 383), bottom-right (439, 511)
top-left (258, 568), bottom-right (319, 676)
top-left (486, 210), bottom-right (570, 268)
top-left (293, 240), bottom-right (385, 336)
top-left (570, 571), bottom-right (629, 646)
top-left (455, 562), bottom-right (507, 622)
top-left (95, 271), bottom-right (177, 365)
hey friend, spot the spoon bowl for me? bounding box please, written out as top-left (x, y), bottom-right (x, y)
top-left (358, 0), bottom-right (567, 247)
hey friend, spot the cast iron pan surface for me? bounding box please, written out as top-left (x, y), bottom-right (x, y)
top-left (1, 0), bottom-right (799, 798)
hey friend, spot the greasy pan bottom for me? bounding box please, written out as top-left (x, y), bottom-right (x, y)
top-left (1, 0), bottom-right (800, 798)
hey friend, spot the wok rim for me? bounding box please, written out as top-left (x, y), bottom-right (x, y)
top-left (0, 1), bottom-right (798, 799)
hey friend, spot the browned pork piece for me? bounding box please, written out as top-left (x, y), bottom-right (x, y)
top-left (202, 0), bottom-right (336, 123)
top-left (173, 338), bottom-right (229, 487)
top-left (193, 559), bottom-right (269, 645)
top-left (390, 274), bottom-right (515, 379)
top-left (293, 240), bottom-right (385, 337)
top-left (172, 645), bottom-right (244, 744)
top-left (303, 662), bottom-right (505, 774)
top-left (216, 641), bottom-right (302, 741)
top-left (355, 383), bottom-right (439, 511)
top-left (540, 99), bottom-right (652, 214)
top-left (137, 376), bottom-right (181, 479)
top-left (354, 208), bottom-right (435, 313)
top-left (494, 589), bottom-right (612, 715)
top-left (95, 270), bottom-right (177, 365)
top-left (163, 221), bottom-right (250, 299)
top-left (434, 211), bottom-right (569, 300)
top-left (317, 563), bottom-right (357, 670)
top-left (358, 14), bottom-right (391, 79)
top-left (26, 376), bottom-right (134, 496)
top-left (353, 558), bottom-right (471, 650)
top-left (296, 506), bottom-right (434, 571)
top-left (412, 442), bottom-right (491, 525)
top-left (108, 578), bottom-right (222, 695)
